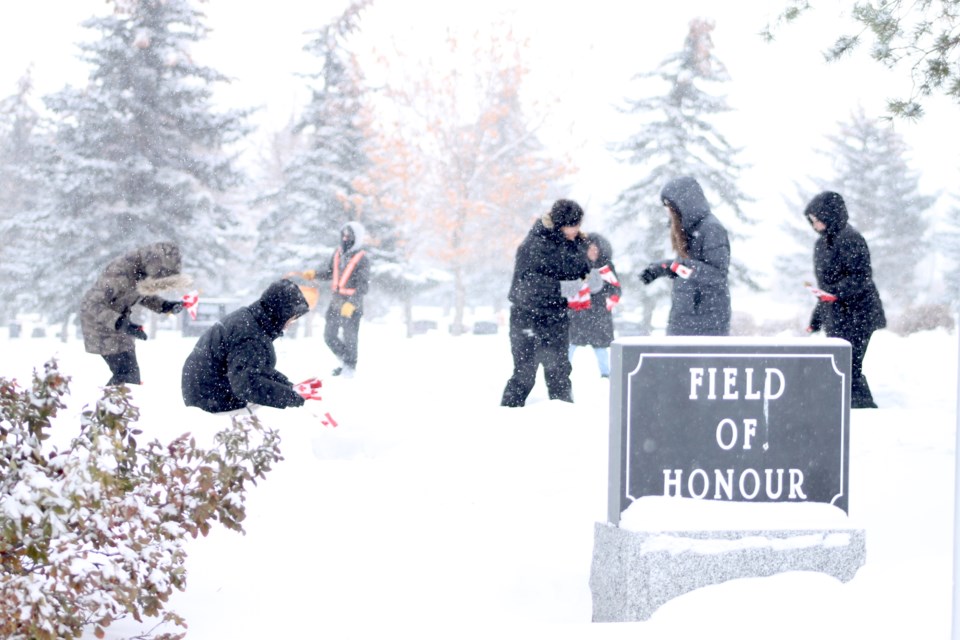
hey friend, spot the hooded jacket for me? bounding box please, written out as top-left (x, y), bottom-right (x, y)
top-left (569, 233), bottom-right (621, 347)
top-left (805, 191), bottom-right (886, 337)
top-left (508, 212), bottom-right (591, 319)
top-left (181, 279), bottom-right (309, 413)
top-left (660, 177), bottom-right (731, 336)
top-left (319, 221), bottom-right (371, 313)
top-left (80, 242), bottom-right (189, 355)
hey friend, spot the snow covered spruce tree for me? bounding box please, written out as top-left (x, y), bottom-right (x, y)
top-left (0, 72), bottom-right (53, 325)
top-left (817, 108), bottom-right (935, 313)
top-left (0, 360), bottom-right (283, 639)
top-left (765, 0), bottom-right (960, 118)
top-left (610, 18), bottom-right (756, 333)
top-left (254, 0), bottom-right (390, 282)
top-left (34, 0), bottom-right (251, 326)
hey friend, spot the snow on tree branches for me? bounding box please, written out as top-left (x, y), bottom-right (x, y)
top-left (0, 361), bottom-right (283, 640)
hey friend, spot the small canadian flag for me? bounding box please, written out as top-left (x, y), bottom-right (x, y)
top-left (567, 282), bottom-right (591, 311)
top-left (182, 291), bottom-right (200, 320)
top-left (671, 261), bottom-right (693, 279)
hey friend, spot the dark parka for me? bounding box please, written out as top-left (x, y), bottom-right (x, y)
top-left (660, 177), bottom-right (731, 336)
top-left (508, 215), bottom-right (591, 319)
top-left (806, 192), bottom-right (886, 337)
top-left (80, 242), bottom-right (186, 355)
top-left (501, 207), bottom-right (591, 407)
top-left (181, 279), bottom-right (309, 414)
top-left (569, 233), bottom-right (621, 348)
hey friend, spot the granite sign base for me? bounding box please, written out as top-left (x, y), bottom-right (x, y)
top-left (589, 522), bottom-right (866, 622)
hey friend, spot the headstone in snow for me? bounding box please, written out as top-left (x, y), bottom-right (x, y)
top-left (591, 337), bottom-right (865, 623)
top-left (607, 336), bottom-right (852, 524)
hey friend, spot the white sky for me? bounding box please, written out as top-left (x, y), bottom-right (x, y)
top-left (2, 0), bottom-right (958, 231)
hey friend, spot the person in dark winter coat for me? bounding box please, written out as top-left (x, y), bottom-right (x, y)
top-left (501, 199), bottom-right (591, 407)
top-left (181, 279), bottom-right (310, 414)
top-left (566, 233), bottom-right (622, 378)
top-left (640, 176), bottom-right (731, 336)
top-left (804, 191), bottom-right (886, 409)
top-left (80, 242), bottom-right (190, 385)
top-left (301, 221), bottom-right (371, 378)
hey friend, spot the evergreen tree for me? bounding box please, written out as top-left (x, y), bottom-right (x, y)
top-left (610, 18), bottom-right (755, 333)
top-left (0, 71), bottom-right (52, 324)
top-left (766, 0), bottom-right (960, 118)
top-left (818, 108), bottom-right (935, 311)
top-left (255, 0), bottom-right (386, 282)
top-left (35, 0), bottom-right (251, 325)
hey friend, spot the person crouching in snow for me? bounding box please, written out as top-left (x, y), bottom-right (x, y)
top-left (298, 221), bottom-right (370, 378)
top-left (501, 199), bottom-right (591, 407)
top-left (566, 233), bottom-right (621, 378)
top-left (181, 279), bottom-right (311, 414)
top-left (80, 242), bottom-right (190, 386)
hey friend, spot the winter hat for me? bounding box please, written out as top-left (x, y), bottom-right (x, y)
top-left (804, 191), bottom-right (848, 234)
top-left (549, 199), bottom-right (584, 228)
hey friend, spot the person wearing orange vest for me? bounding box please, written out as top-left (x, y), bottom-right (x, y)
top-left (301, 221), bottom-right (370, 378)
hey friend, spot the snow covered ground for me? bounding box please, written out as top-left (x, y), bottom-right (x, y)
top-left (1, 315), bottom-right (956, 639)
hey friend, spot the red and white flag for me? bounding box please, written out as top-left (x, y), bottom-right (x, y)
top-left (671, 261), bottom-right (693, 279)
top-left (599, 265), bottom-right (621, 310)
top-left (804, 281), bottom-right (837, 302)
top-left (294, 377), bottom-right (323, 400)
top-left (567, 281), bottom-right (592, 311)
top-left (182, 290), bottom-right (200, 320)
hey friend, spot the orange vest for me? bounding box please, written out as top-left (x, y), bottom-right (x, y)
top-left (331, 249), bottom-right (365, 295)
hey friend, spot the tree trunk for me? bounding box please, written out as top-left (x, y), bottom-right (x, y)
top-left (404, 295), bottom-right (414, 338)
top-left (452, 267), bottom-right (467, 336)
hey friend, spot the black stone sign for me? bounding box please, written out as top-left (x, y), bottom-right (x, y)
top-left (607, 338), bottom-right (851, 525)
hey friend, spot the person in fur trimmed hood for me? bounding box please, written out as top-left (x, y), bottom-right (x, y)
top-left (501, 199), bottom-right (591, 407)
top-left (80, 242), bottom-right (191, 385)
top-left (566, 232), bottom-right (621, 378)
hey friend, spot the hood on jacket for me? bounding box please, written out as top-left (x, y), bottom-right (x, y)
top-left (138, 242), bottom-right (182, 279)
top-left (340, 221), bottom-right (367, 253)
top-left (660, 176), bottom-right (712, 232)
top-left (804, 191), bottom-right (849, 235)
top-left (586, 232), bottom-right (613, 265)
top-left (253, 279), bottom-right (310, 337)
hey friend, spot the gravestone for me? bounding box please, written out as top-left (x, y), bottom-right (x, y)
top-left (590, 336), bottom-right (867, 622)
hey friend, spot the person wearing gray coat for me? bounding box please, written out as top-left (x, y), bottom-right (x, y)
top-left (639, 176), bottom-right (731, 336)
top-left (80, 242), bottom-right (190, 385)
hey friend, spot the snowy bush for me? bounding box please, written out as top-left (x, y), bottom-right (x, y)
top-left (889, 304), bottom-right (957, 336)
top-left (0, 360), bottom-right (283, 640)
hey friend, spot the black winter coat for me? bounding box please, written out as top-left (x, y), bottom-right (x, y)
top-left (661, 177), bottom-right (731, 336)
top-left (807, 193), bottom-right (886, 338)
top-left (569, 234), bottom-right (621, 347)
top-left (508, 216), bottom-right (591, 322)
top-left (181, 280), bottom-right (308, 413)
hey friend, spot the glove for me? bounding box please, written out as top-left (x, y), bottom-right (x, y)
top-left (161, 300), bottom-right (184, 314)
top-left (340, 301), bottom-right (356, 318)
top-left (116, 317), bottom-right (147, 340)
top-left (302, 269), bottom-right (317, 280)
top-left (639, 261), bottom-right (674, 285)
